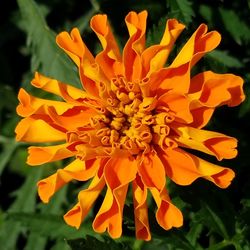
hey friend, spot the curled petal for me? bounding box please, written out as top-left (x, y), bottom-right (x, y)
top-left (16, 88), bottom-right (75, 117)
top-left (64, 173), bottom-right (106, 229)
top-left (141, 19), bottom-right (185, 76)
top-left (158, 147), bottom-right (235, 188)
top-left (38, 158), bottom-right (100, 203)
top-left (15, 117), bottom-right (65, 143)
top-left (93, 157), bottom-right (137, 238)
top-left (124, 11), bottom-right (147, 81)
top-left (132, 175), bottom-right (151, 241)
top-left (172, 126), bottom-right (238, 160)
top-left (27, 143), bottom-right (74, 166)
top-left (157, 92), bottom-right (193, 123)
top-left (150, 188), bottom-right (183, 230)
top-left (91, 14), bottom-right (122, 78)
top-left (47, 106), bottom-right (96, 131)
top-left (31, 72), bottom-right (87, 102)
top-left (171, 24), bottom-right (221, 68)
top-left (189, 105), bottom-right (214, 129)
top-left (56, 28), bottom-right (94, 67)
top-left (144, 24), bottom-right (221, 97)
top-left (189, 71), bottom-right (245, 107)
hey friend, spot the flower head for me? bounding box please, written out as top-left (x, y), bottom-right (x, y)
top-left (15, 11), bottom-right (245, 240)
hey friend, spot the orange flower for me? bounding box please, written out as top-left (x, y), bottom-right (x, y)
top-left (15, 11), bottom-right (245, 241)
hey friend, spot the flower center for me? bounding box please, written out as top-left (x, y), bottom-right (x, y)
top-left (67, 75), bottom-right (177, 158)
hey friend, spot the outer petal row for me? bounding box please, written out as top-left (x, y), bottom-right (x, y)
top-left (158, 147), bottom-right (235, 188)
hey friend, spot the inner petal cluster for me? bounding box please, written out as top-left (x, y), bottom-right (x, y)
top-left (66, 75), bottom-right (176, 158)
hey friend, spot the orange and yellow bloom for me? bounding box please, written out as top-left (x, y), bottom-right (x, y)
top-left (15, 11), bottom-right (245, 240)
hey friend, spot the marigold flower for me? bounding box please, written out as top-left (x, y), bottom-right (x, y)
top-left (15, 10), bottom-right (245, 240)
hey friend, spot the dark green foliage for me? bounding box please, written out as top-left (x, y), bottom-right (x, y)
top-left (0, 0), bottom-right (250, 249)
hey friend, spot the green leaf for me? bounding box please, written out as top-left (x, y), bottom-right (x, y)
top-left (67, 235), bottom-right (132, 250)
top-left (197, 203), bottom-right (229, 240)
top-left (16, 0), bottom-right (80, 87)
top-left (186, 222), bottom-right (203, 247)
top-left (24, 233), bottom-right (47, 250)
top-left (23, 186), bottom-right (68, 249)
top-left (7, 212), bottom-right (95, 240)
top-left (167, 0), bottom-right (195, 25)
top-left (207, 50), bottom-right (244, 69)
top-left (219, 8), bottom-right (250, 45)
top-left (199, 4), bottom-right (213, 24)
top-left (0, 137), bottom-right (18, 175)
top-left (0, 168), bottom-right (43, 250)
top-left (146, 17), bottom-right (167, 47)
top-left (51, 240), bottom-right (71, 250)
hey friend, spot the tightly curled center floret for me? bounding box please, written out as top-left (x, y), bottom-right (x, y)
top-left (82, 75), bottom-right (176, 156)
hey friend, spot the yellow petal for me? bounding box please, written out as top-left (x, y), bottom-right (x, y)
top-left (56, 27), bottom-right (94, 67)
top-left (56, 28), bottom-right (103, 97)
top-left (141, 19), bottom-right (185, 76)
top-left (173, 126), bottom-right (238, 160)
top-left (189, 104), bottom-right (214, 128)
top-left (123, 11), bottom-right (147, 81)
top-left (157, 92), bottom-right (193, 123)
top-left (64, 173), bottom-right (106, 229)
top-left (138, 152), bottom-right (166, 191)
top-left (16, 88), bottom-right (75, 117)
top-left (145, 24), bottom-right (221, 97)
top-left (171, 24), bottom-right (221, 68)
top-left (38, 158), bottom-right (100, 203)
top-left (158, 147), bottom-right (235, 188)
top-left (47, 105), bottom-right (96, 131)
top-left (31, 72), bottom-right (87, 102)
top-left (91, 14), bottom-right (122, 79)
top-left (93, 157), bottom-right (137, 238)
top-left (15, 117), bottom-right (65, 143)
top-left (132, 175), bottom-right (151, 241)
top-left (27, 143), bottom-right (74, 166)
top-left (150, 188), bottom-right (183, 230)
top-left (189, 71), bottom-right (245, 107)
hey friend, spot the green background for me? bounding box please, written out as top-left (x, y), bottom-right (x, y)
top-left (0, 0), bottom-right (250, 249)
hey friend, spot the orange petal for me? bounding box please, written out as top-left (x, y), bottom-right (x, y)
top-left (172, 126), bottom-right (238, 160)
top-left (157, 92), bottom-right (193, 123)
top-left (141, 19), bottom-right (185, 76)
top-left (38, 158), bottom-right (100, 203)
top-left (132, 175), bottom-right (151, 241)
top-left (56, 28), bottom-right (94, 67)
top-left (138, 152), bottom-right (166, 191)
top-left (31, 72), bottom-right (87, 102)
top-left (150, 188), bottom-right (183, 230)
top-left (189, 71), bottom-right (245, 107)
top-left (56, 28), bottom-right (104, 97)
top-left (91, 14), bottom-right (122, 79)
top-left (146, 24), bottom-right (221, 97)
top-left (27, 143), bottom-right (74, 166)
top-left (16, 88), bottom-right (75, 117)
top-left (189, 105), bottom-right (214, 128)
top-left (15, 117), bottom-right (65, 143)
top-left (140, 64), bottom-right (190, 97)
top-left (123, 11), bottom-right (147, 81)
top-left (64, 173), bottom-right (106, 229)
top-left (93, 157), bottom-right (137, 238)
top-left (46, 105), bottom-right (96, 131)
top-left (171, 24), bottom-right (221, 68)
top-left (158, 147), bottom-right (235, 188)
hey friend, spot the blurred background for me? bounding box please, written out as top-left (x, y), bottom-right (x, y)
top-left (0, 0), bottom-right (250, 249)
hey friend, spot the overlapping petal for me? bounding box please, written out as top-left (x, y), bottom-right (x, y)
top-left (38, 158), bottom-right (100, 203)
top-left (158, 147), bottom-right (235, 188)
top-left (93, 157), bottom-right (137, 238)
